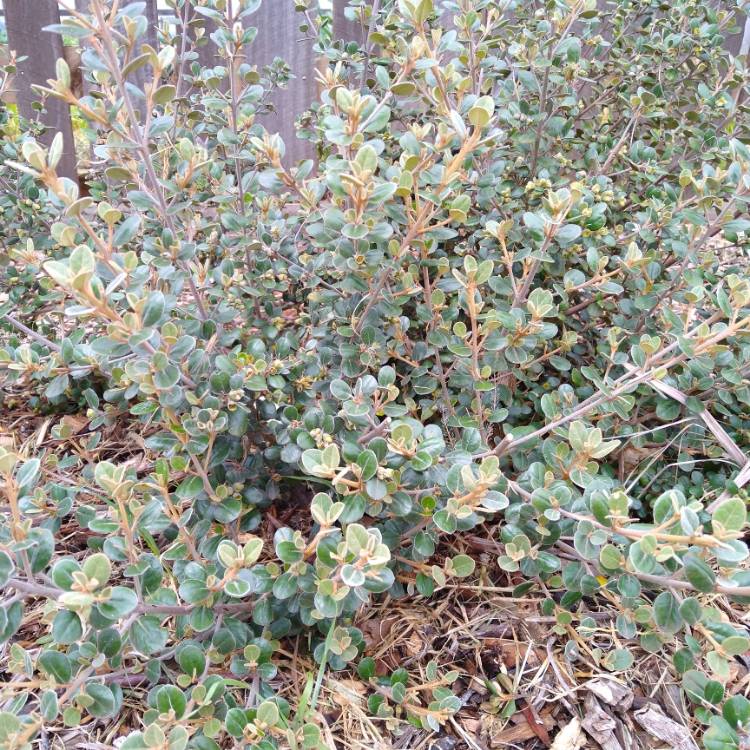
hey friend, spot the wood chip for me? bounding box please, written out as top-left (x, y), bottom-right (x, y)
top-left (550, 717), bottom-right (585, 750)
top-left (581, 694), bottom-right (624, 750)
top-left (634, 703), bottom-right (700, 750)
top-left (584, 677), bottom-right (634, 711)
top-left (481, 708), bottom-right (555, 747)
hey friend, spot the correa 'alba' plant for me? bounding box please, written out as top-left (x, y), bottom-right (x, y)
top-left (1, 0), bottom-right (750, 747)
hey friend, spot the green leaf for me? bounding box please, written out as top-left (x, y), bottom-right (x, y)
top-left (85, 683), bottom-right (117, 718)
top-left (256, 700), bottom-right (280, 727)
top-left (568, 420), bottom-right (587, 452)
top-left (40, 689), bottom-right (59, 721)
top-left (217, 540), bottom-right (239, 568)
top-left (410, 450), bottom-right (433, 472)
top-left (682, 670), bottom-right (708, 703)
top-left (45, 373), bottom-right (69, 400)
top-left (653, 591), bottom-right (682, 634)
top-left (96, 587), bottom-right (138, 619)
top-left (82, 553), bottom-right (111, 588)
top-left (113, 215), bottom-right (141, 247)
top-left (44, 260), bottom-right (72, 287)
top-left (224, 579), bottom-right (252, 598)
top-left (175, 476), bottom-right (204, 500)
top-left (705, 680), bottom-right (725, 705)
top-left (678, 597), bottom-right (702, 626)
top-left (721, 635), bottom-right (750, 657)
top-left (321, 444), bottom-right (340, 470)
top-left (704, 717), bottom-right (739, 750)
top-left (468, 95), bottom-right (495, 127)
top-left (599, 544), bottom-right (622, 569)
top-left (38, 650), bottom-right (72, 683)
top-left (52, 610), bottom-right (83, 645)
top-left (556, 224), bottom-right (582, 245)
top-left (341, 564), bottom-right (365, 587)
top-left (683, 554), bottom-right (716, 593)
top-left (357, 657), bottom-right (376, 680)
top-left (365, 477), bottom-right (387, 500)
top-left (62, 706), bottom-right (82, 727)
top-left (225, 707), bottom-right (248, 738)
top-left (628, 540), bottom-right (657, 574)
top-left (16, 458), bottom-right (41, 494)
top-left (602, 648), bottom-right (634, 671)
top-left (723, 218), bottom-right (750, 233)
top-left (128, 616), bottom-right (168, 655)
top-left (330, 379), bottom-right (351, 399)
top-left (273, 572), bottom-right (298, 599)
top-left (449, 555), bottom-right (475, 578)
top-left (356, 450), bottom-right (378, 482)
top-left (723, 695), bottom-right (750, 727)
top-left (242, 537), bottom-right (263, 566)
top-left (354, 145), bottom-right (378, 172)
top-left (69, 244), bottom-right (95, 275)
top-left (302, 724), bottom-right (322, 749)
top-left (155, 685), bottom-right (186, 718)
top-left (0, 551), bottom-right (14, 587)
top-left (673, 648), bottom-right (693, 674)
top-left (433, 510), bottom-right (457, 533)
top-left (153, 84), bottom-right (176, 105)
top-left (154, 364), bottom-right (181, 390)
top-left (712, 497), bottom-right (747, 534)
top-left (141, 291), bottom-right (166, 327)
top-left (27, 528), bottom-right (54, 574)
top-left (0, 602), bottom-right (22, 644)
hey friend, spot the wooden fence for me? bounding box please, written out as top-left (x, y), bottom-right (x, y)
top-left (2, 1), bottom-right (749, 179)
top-left (1, 0), bottom-right (368, 177)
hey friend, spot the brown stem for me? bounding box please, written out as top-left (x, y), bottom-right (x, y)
top-left (91, 0), bottom-right (209, 322)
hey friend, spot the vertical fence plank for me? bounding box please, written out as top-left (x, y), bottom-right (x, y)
top-left (725, 10), bottom-right (750, 106)
top-left (131, 0), bottom-right (159, 95)
top-left (725, 9), bottom-right (749, 57)
top-left (74, 0), bottom-right (93, 96)
top-left (332, 0), bottom-right (368, 45)
top-left (195, 17), bottom-right (222, 72)
top-left (169, 3), bottom-right (223, 100)
top-left (248, 2), bottom-right (319, 163)
top-left (191, 8), bottom-right (226, 93)
top-left (334, 0), bottom-right (376, 88)
top-left (144, 0), bottom-right (160, 51)
top-left (5, 0), bottom-right (77, 179)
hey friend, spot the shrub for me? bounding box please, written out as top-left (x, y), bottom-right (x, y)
top-left (1, 0), bottom-right (750, 747)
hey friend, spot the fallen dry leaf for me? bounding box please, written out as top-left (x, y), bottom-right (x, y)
top-left (59, 413), bottom-right (89, 435)
top-left (404, 629), bottom-right (423, 657)
top-left (362, 615), bottom-right (398, 651)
